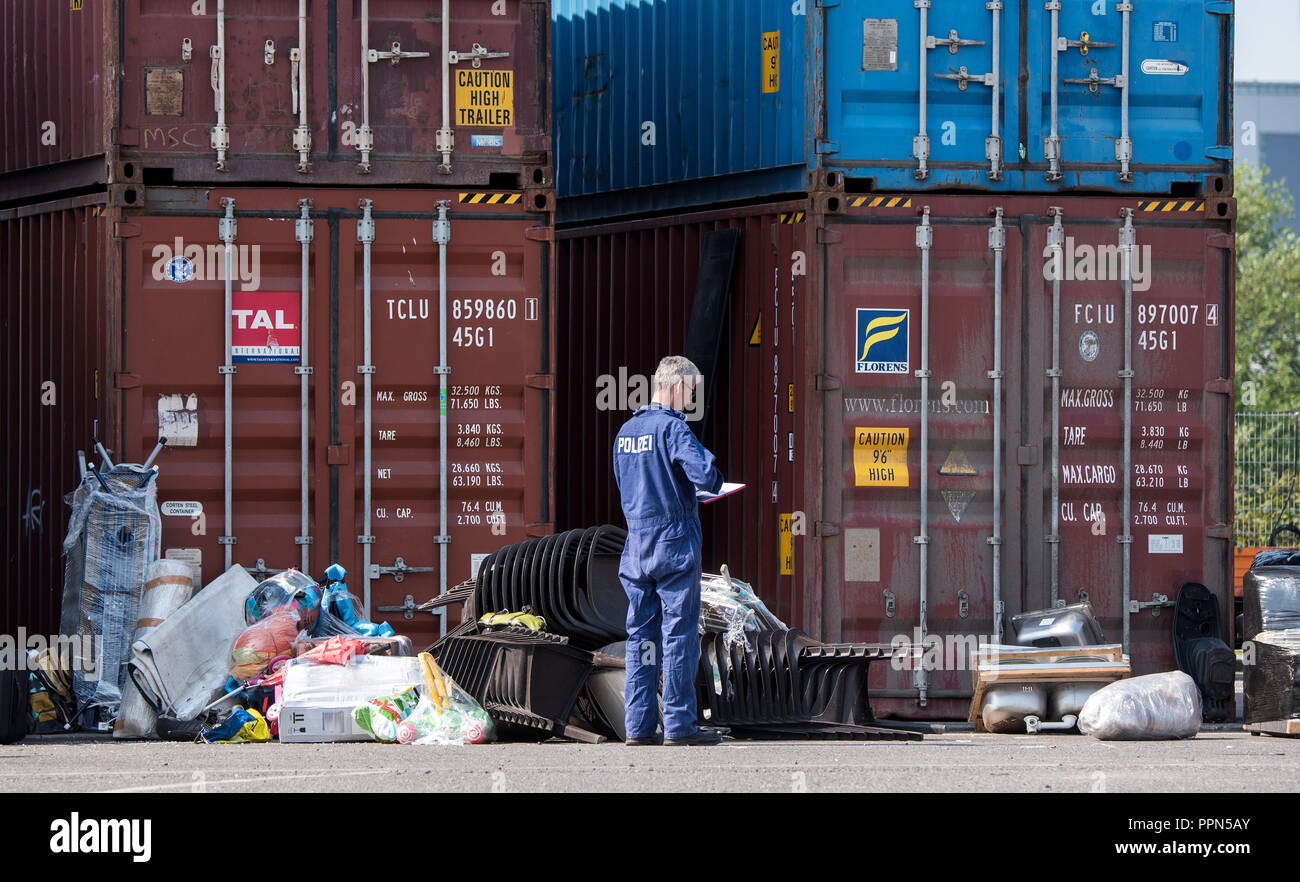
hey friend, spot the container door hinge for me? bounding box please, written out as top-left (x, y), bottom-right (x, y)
top-left (113, 372), bottom-right (142, 390)
top-left (1205, 378), bottom-right (1233, 396)
top-left (1207, 232), bottom-right (1235, 250)
top-left (814, 521), bottom-right (840, 538)
top-left (115, 128), bottom-right (140, 148)
top-left (817, 227), bottom-right (843, 245)
top-left (816, 139), bottom-right (841, 155)
top-left (114, 222), bottom-right (141, 239)
top-left (524, 226), bottom-right (554, 242)
top-left (526, 523), bottom-right (553, 538)
top-left (816, 0), bottom-right (841, 8)
top-left (1207, 524), bottom-right (1232, 540)
top-left (1205, 145), bottom-right (1232, 160)
top-left (815, 374), bottom-right (842, 391)
top-left (526, 373), bottom-right (553, 390)
top-left (1206, 1), bottom-right (1233, 14)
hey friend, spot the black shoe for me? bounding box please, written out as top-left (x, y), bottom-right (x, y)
top-left (663, 728), bottom-right (723, 746)
top-left (625, 733), bottom-right (664, 746)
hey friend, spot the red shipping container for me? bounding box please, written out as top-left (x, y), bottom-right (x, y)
top-left (558, 193), bottom-right (1235, 720)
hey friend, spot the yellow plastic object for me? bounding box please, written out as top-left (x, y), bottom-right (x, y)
top-left (479, 610), bottom-right (547, 631)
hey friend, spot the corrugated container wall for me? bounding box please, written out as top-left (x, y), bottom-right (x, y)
top-left (111, 186), bottom-right (554, 646)
top-left (1, 197), bottom-right (111, 639)
top-left (557, 192), bottom-right (1234, 720)
top-left (555, 0), bottom-right (1234, 222)
top-left (1, 0), bottom-right (554, 200)
top-left (0, 1), bottom-right (112, 194)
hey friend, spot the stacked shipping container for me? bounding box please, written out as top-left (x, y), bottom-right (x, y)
top-left (555, 0), bottom-right (1236, 719)
top-left (1, 0), bottom-right (555, 647)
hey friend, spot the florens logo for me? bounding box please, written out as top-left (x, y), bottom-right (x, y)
top-left (855, 309), bottom-right (910, 374)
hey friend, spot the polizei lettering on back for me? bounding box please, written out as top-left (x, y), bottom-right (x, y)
top-left (616, 435), bottom-right (654, 455)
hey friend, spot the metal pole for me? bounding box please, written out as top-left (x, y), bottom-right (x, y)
top-left (1045, 0), bottom-right (1061, 181)
top-left (292, 0), bottom-right (311, 172)
top-left (1116, 1), bottom-right (1133, 182)
top-left (434, 202), bottom-right (452, 636)
top-left (986, 0), bottom-right (1003, 180)
top-left (1119, 208), bottom-right (1136, 653)
top-left (212, 0), bottom-right (229, 171)
top-left (913, 0), bottom-right (931, 180)
top-left (296, 199), bottom-right (314, 572)
top-left (914, 206), bottom-right (933, 706)
top-left (437, 0), bottom-right (454, 172)
top-left (219, 198), bottom-right (237, 570)
top-left (989, 208), bottom-right (1005, 642)
top-left (1047, 207), bottom-right (1064, 605)
top-left (358, 199), bottom-right (376, 616)
top-left (358, 0), bottom-right (373, 171)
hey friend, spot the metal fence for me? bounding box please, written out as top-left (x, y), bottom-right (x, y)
top-left (1235, 412), bottom-right (1300, 548)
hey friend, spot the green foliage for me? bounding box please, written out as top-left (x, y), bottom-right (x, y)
top-left (1235, 162), bottom-right (1300, 412)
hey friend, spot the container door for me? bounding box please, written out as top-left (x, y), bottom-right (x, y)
top-left (335, 0), bottom-right (547, 175)
top-left (823, 204), bottom-right (1027, 720)
top-left (824, 1), bottom-right (1018, 189)
top-left (1022, 207), bottom-right (1233, 675)
top-left (341, 202), bottom-right (551, 645)
top-left (1026, 0), bottom-right (1231, 191)
top-left (122, 208), bottom-right (329, 591)
top-left (123, 0), bottom-right (324, 173)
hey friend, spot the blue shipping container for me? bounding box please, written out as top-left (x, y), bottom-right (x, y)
top-left (555, 0), bottom-right (1233, 219)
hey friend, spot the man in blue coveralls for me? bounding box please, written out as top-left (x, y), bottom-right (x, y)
top-left (612, 355), bottom-right (724, 746)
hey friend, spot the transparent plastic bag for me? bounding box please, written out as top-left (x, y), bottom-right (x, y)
top-left (1078, 671), bottom-right (1202, 740)
top-left (228, 611), bottom-right (301, 682)
top-left (699, 568), bottom-right (787, 652)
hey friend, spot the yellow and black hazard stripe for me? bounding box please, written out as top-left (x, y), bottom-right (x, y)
top-left (1138, 199), bottom-right (1204, 213)
top-left (778, 211), bottom-right (806, 224)
top-left (458, 192), bottom-right (523, 205)
top-left (849, 195), bottom-right (913, 209)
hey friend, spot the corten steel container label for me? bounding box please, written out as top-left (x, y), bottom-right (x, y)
top-left (0, 197), bottom-right (110, 638)
top-left (823, 194), bottom-right (1232, 719)
top-left (559, 193), bottom-right (1232, 720)
top-left (116, 0), bottom-right (549, 185)
top-left (118, 189), bottom-right (553, 645)
top-left (556, 204), bottom-right (814, 631)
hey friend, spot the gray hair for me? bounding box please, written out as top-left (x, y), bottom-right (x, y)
top-left (652, 355), bottom-right (702, 395)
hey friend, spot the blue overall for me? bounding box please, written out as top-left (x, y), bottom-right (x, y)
top-left (613, 403), bottom-right (723, 739)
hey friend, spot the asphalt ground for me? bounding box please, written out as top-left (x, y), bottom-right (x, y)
top-left (1, 727), bottom-right (1296, 793)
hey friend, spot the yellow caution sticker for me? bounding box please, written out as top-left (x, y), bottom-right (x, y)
top-left (853, 427), bottom-right (909, 487)
top-left (939, 446), bottom-right (977, 476)
top-left (762, 31), bottom-right (780, 93)
top-left (788, 383), bottom-right (794, 414)
top-left (71, 0), bottom-right (83, 10)
top-left (749, 313), bottom-right (761, 347)
top-left (455, 69), bottom-right (514, 127)
top-left (779, 513), bottom-right (793, 576)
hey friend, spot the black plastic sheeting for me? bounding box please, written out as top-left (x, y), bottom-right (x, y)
top-left (1243, 565), bottom-right (1300, 639)
top-left (1244, 634), bottom-right (1300, 725)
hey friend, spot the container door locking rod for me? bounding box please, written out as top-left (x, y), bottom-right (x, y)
top-left (1046, 207), bottom-right (1064, 604)
top-left (290, 0), bottom-right (312, 172)
top-left (219, 199), bottom-right (238, 569)
top-left (357, 199), bottom-right (376, 616)
top-left (357, 0), bottom-right (431, 172)
top-left (210, 0), bottom-right (229, 171)
top-left (914, 206), bottom-right (933, 707)
top-left (296, 200), bottom-right (314, 571)
top-left (988, 208), bottom-right (1006, 641)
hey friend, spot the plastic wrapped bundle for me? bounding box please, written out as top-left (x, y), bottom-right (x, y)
top-left (114, 560), bottom-right (194, 739)
top-left (60, 467), bottom-right (162, 725)
top-left (1242, 566), bottom-right (1300, 639)
top-left (1243, 630), bottom-right (1300, 725)
top-left (1078, 671), bottom-right (1202, 741)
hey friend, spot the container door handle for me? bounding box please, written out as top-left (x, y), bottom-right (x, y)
top-left (913, 0), bottom-right (931, 180)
